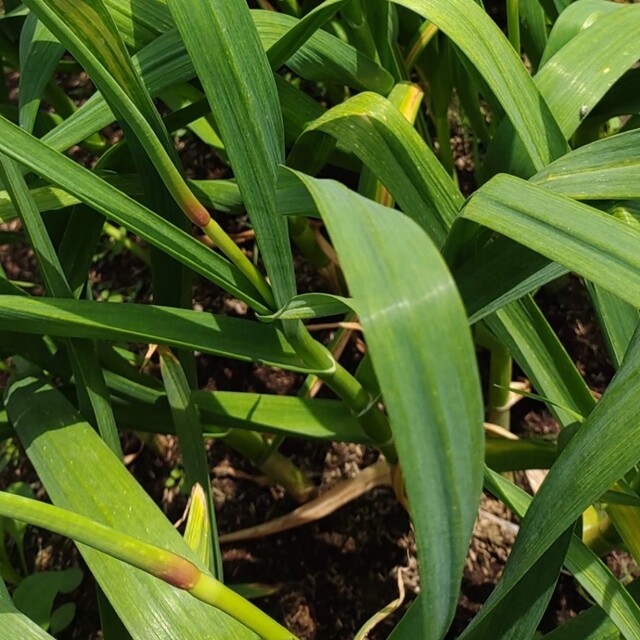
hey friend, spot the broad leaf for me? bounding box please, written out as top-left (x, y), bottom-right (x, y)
top-left (5, 374), bottom-right (257, 640)
top-left (290, 169), bottom-right (484, 639)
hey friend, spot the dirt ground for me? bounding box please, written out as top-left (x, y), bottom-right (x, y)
top-left (1, 220), bottom-right (633, 639)
top-left (1, 12), bottom-right (638, 638)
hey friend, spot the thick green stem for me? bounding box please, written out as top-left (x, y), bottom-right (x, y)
top-left (288, 216), bottom-right (330, 270)
top-left (0, 491), bottom-right (297, 639)
top-left (225, 429), bottom-right (315, 502)
top-left (202, 218), bottom-right (275, 308)
top-left (190, 573), bottom-right (296, 639)
top-left (476, 324), bottom-right (513, 430)
top-left (0, 490), bottom-right (199, 587)
top-left (341, 0), bottom-right (377, 60)
top-left (488, 345), bottom-right (513, 430)
top-left (285, 322), bottom-right (397, 462)
top-left (288, 216), bottom-right (344, 293)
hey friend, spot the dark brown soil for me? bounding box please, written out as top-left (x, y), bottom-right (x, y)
top-left (1, 13), bottom-right (637, 640)
top-left (1, 235), bottom-right (631, 639)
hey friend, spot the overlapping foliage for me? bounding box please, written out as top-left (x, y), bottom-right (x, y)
top-left (0, 0), bottom-right (638, 638)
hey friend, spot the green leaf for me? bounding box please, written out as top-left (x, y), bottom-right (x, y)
top-left (600, 490), bottom-right (640, 508)
top-left (18, 14), bottom-right (65, 133)
top-left (97, 588), bottom-right (133, 640)
top-left (531, 129), bottom-right (640, 201)
top-left (484, 438), bottom-right (557, 472)
top-left (4, 482), bottom-right (35, 574)
top-left (23, 0), bottom-right (193, 207)
top-left (183, 484), bottom-right (212, 570)
top-left (0, 296), bottom-right (313, 372)
top-left (5, 374), bottom-right (258, 640)
top-left (462, 175), bottom-right (640, 310)
top-left (253, 10), bottom-right (393, 93)
top-left (485, 2), bottom-right (640, 178)
top-left (543, 580), bottom-right (640, 639)
top-left (257, 293), bottom-right (353, 322)
top-left (103, 0), bottom-right (173, 48)
top-left (484, 468), bottom-right (640, 640)
top-left (167, 0), bottom-right (292, 306)
top-left (0, 175), bottom-right (142, 224)
top-left (0, 115), bottom-right (268, 313)
top-left (289, 170), bottom-right (484, 638)
top-left (464, 326), bottom-right (640, 635)
top-left (231, 584), bottom-right (281, 601)
top-left (518, 0), bottom-right (547, 71)
top-left (37, 13), bottom-right (390, 156)
top-left (486, 296), bottom-right (596, 428)
top-left (591, 67), bottom-right (640, 121)
top-left (460, 525), bottom-right (573, 640)
top-left (13, 568), bottom-right (83, 632)
top-left (540, 0), bottom-right (622, 67)
top-left (453, 236), bottom-right (568, 325)
top-left (102, 0), bottom-right (393, 91)
top-left (585, 281), bottom-right (639, 369)
top-left (266, 0), bottom-right (348, 70)
top-left (49, 602), bottom-right (76, 636)
top-left (0, 576), bottom-right (55, 639)
top-left (106, 369), bottom-right (368, 443)
top-left (159, 348), bottom-right (222, 579)
top-left (0, 154), bottom-right (121, 454)
top-left (291, 90), bottom-right (462, 247)
top-left (389, 0), bottom-right (568, 172)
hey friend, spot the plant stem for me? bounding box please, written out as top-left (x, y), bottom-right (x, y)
top-left (202, 218), bottom-right (275, 308)
top-left (285, 323), bottom-right (397, 462)
top-left (190, 573), bottom-right (296, 638)
top-left (0, 491), bottom-right (297, 639)
top-left (225, 429), bottom-right (315, 502)
top-left (506, 0), bottom-right (521, 54)
top-left (476, 324), bottom-right (513, 430)
top-left (288, 216), bottom-right (330, 270)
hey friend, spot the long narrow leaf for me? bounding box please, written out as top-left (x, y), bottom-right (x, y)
top-left (167, 0), bottom-right (292, 306)
top-left (0, 156), bottom-right (121, 454)
top-left (484, 468), bottom-right (640, 640)
top-left (486, 296), bottom-right (596, 427)
top-left (159, 348), bottom-right (222, 579)
top-left (18, 14), bottom-right (65, 133)
top-left (39, 16), bottom-right (391, 156)
top-left (463, 326), bottom-right (640, 633)
top-left (0, 575), bottom-right (55, 639)
top-left (0, 296), bottom-right (313, 372)
top-left (291, 90), bottom-right (462, 247)
top-left (462, 175), bottom-right (640, 310)
top-left (531, 129), bottom-right (640, 201)
top-left (23, 0), bottom-right (207, 226)
top-left (5, 374), bottom-right (257, 640)
top-left (484, 3), bottom-right (640, 178)
top-left (388, 0), bottom-right (568, 171)
top-left (0, 116), bottom-right (268, 312)
top-left (289, 169), bottom-right (484, 639)
top-left (266, 0), bottom-right (348, 70)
